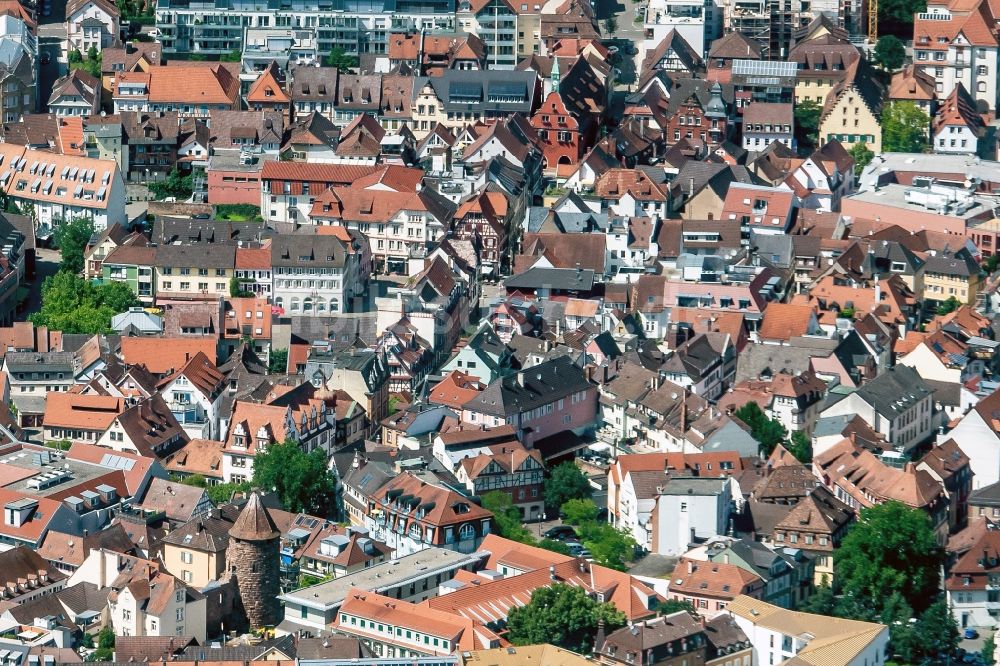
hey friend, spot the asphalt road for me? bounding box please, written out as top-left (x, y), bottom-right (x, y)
top-left (19, 247), bottom-right (60, 321)
top-left (36, 0), bottom-right (68, 111)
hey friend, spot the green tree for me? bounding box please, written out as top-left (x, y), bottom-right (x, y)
top-left (881, 101), bottom-right (930, 153)
top-left (985, 254), bottom-right (1000, 274)
top-left (912, 599), bottom-right (959, 662)
top-left (983, 635), bottom-right (997, 666)
top-left (538, 538), bottom-right (571, 555)
top-left (178, 473), bottom-right (208, 488)
top-left (561, 498), bottom-right (600, 525)
top-left (936, 295), bottom-right (961, 315)
top-left (603, 16), bottom-right (618, 34)
top-left (878, 0), bottom-right (927, 29)
top-left (325, 47), bottom-right (359, 70)
top-left (733, 402), bottom-right (787, 456)
top-left (576, 520), bottom-right (636, 570)
top-left (482, 491), bottom-right (536, 544)
top-left (87, 626), bottom-right (115, 660)
top-left (788, 430), bottom-right (812, 464)
top-left (252, 440), bottom-right (337, 515)
top-left (794, 99), bottom-right (822, 151)
top-left (68, 49), bottom-right (83, 64)
top-left (30, 271), bottom-right (138, 333)
top-left (229, 275), bottom-right (253, 298)
top-left (53, 217), bottom-right (95, 274)
top-left (800, 579), bottom-right (837, 615)
top-left (268, 348), bottom-right (288, 374)
top-left (99, 280), bottom-right (140, 313)
top-left (220, 48), bottom-right (242, 62)
top-left (506, 584), bottom-right (627, 653)
top-left (148, 168), bottom-right (193, 201)
top-left (874, 35), bottom-right (906, 70)
top-left (848, 142), bottom-right (875, 176)
top-left (206, 482), bottom-right (250, 504)
top-left (656, 599), bottom-right (696, 616)
top-left (835, 501), bottom-right (943, 617)
top-left (545, 462), bottom-right (592, 509)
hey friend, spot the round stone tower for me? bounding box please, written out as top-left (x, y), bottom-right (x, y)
top-left (227, 491), bottom-right (281, 629)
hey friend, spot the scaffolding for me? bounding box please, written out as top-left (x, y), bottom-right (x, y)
top-left (725, 0), bottom-right (810, 57)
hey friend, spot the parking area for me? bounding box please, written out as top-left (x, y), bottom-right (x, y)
top-left (958, 627), bottom-right (993, 664)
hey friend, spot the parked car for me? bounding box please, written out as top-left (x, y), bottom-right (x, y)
top-left (964, 628), bottom-right (980, 640)
top-left (543, 525), bottom-right (577, 541)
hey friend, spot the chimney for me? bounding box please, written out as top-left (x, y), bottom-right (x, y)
top-left (549, 565), bottom-right (556, 581)
top-left (687, 560), bottom-right (693, 574)
top-left (594, 617), bottom-right (607, 654)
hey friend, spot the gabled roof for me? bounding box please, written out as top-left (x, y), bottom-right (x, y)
top-left (889, 65), bottom-right (937, 102)
top-left (246, 61), bottom-right (290, 104)
top-left (640, 29), bottom-right (704, 76)
top-left (934, 82), bottom-right (985, 136)
top-left (727, 595), bottom-right (886, 666)
top-left (709, 31), bottom-right (763, 59)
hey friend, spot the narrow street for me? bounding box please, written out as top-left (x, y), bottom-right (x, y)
top-left (19, 247), bottom-right (60, 321)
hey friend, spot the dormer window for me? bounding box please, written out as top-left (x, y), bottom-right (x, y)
top-left (234, 434), bottom-right (246, 447)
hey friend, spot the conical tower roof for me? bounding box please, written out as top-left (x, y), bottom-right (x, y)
top-left (229, 491), bottom-right (280, 541)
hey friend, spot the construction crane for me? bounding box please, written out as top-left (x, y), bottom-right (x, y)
top-left (868, 0), bottom-right (878, 42)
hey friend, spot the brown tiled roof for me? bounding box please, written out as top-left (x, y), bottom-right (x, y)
top-left (162, 438), bottom-right (224, 480)
top-left (159, 351), bottom-right (224, 399)
top-left (889, 65), bottom-right (936, 101)
top-left (145, 64), bottom-right (240, 105)
top-left (114, 636), bottom-right (197, 663)
top-left (67, 0), bottom-right (118, 18)
top-left (0, 546), bottom-right (68, 593)
top-left (814, 438), bottom-right (944, 509)
top-left (161, 511), bottom-right (233, 552)
top-left (669, 557), bottom-right (763, 598)
top-left (135, 477), bottom-right (208, 523)
top-left (38, 524), bottom-right (137, 568)
top-left (113, 394), bottom-right (188, 457)
top-left (428, 370), bottom-right (485, 410)
top-left (229, 491), bottom-right (280, 541)
top-left (101, 42), bottom-right (161, 75)
top-left (121, 336), bottom-right (217, 375)
top-left (708, 31), bottom-right (763, 59)
top-left (42, 393), bottom-right (125, 430)
top-left (246, 61), bottom-right (290, 104)
top-left (425, 555), bottom-right (659, 621)
top-left (336, 588), bottom-right (500, 650)
top-left (757, 303), bottom-right (817, 342)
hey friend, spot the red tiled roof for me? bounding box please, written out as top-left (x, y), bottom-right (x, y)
top-left (120, 336), bottom-right (217, 375)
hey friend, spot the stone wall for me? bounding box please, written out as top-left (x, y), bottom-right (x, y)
top-left (227, 536), bottom-right (281, 629)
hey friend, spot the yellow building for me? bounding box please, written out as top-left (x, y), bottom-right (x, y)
top-left (154, 243), bottom-right (237, 303)
top-left (818, 60), bottom-right (885, 154)
top-left (159, 514), bottom-right (232, 588)
top-left (923, 250), bottom-right (983, 305)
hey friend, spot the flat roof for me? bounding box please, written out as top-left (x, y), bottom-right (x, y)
top-left (278, 547), bottom-right (487, 611)
top-left (859, 152), bottom-right (1000, 189)
top-left (844, 184), bottom-right (994, 219)
top-left (0, 449), bottom-right (122, 498)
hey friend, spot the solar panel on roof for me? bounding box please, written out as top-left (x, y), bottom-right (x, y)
top-left (731, 59), bottom-right (797, 77)
top-left (449, 81), bottom-right (482, 100)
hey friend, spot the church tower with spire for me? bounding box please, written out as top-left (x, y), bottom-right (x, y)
top-left (227, 492), bottom-right (281, 629)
